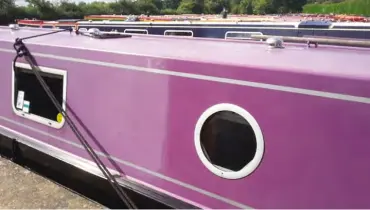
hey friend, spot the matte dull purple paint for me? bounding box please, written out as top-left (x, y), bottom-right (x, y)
top-left (1, 27), bottom-right (370, 208)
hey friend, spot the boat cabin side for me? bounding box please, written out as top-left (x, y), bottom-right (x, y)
top-left (2, 27), bottom-right (370, 208)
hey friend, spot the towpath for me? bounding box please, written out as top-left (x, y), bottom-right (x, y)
top-left (0, 157), bottom-right (104, 209)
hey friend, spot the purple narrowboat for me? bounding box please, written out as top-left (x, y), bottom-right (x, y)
top-left (1, 24), bottom-right (370, 209)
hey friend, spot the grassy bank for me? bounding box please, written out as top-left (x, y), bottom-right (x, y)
top-left (303, 0), bottom-right (370, 16)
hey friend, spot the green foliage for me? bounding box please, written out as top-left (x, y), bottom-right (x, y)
top-left (0, 0), bottom-right (14, 16)
top-left (177, 0), bottom-right (197, 13)
top-left (57, 1), bottom-right (84, 18)
top-left (135, 0), bottom-right (160, 14)
top-left (25, 0), bottom-right (59, 19)
top-left (0, 0), bottom-right (16, 24)
top-left (303, 0), bottom-right (370, 16)
top-left (177, 0), bottom-right (205, 13)
top-left (1, 0), bottom-right (369, 26)
top-left (161, 8), bottom-right (179, 14)
top-left (204, 0), bottom-right (225, 14)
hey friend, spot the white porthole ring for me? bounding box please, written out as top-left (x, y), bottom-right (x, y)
top-left (194, 103), bottom-right (265, 180)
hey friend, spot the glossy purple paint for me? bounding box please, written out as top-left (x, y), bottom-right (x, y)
top-left (1, 27), bottom-right (370, 208)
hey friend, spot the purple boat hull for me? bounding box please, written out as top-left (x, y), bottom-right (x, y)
top-left (1, 27), bottom-right (370, 208)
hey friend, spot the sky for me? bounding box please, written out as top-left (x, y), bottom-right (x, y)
top-left (15, 0), bottom-right (29, 6)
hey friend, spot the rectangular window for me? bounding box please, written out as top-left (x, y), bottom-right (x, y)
top-left (225, 31), bottom-right (263, 40)
top-left (124, 29), bottom-right (148, 34)
top-left (12, 62), bottom-right (67, 129)
top-left (164, 30), bottom-right (193, 37)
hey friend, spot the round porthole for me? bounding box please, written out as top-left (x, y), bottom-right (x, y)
top-left (194, 103), bottom-right (264, 180)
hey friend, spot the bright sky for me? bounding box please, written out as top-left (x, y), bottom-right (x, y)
top-left (15, 0), bottom-right (29, 6)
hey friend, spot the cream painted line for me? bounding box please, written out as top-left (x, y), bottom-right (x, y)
top-left (1, 47), bottom-right (370, 104)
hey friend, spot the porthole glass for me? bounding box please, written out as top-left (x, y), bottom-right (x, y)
top-left (194, 104), bottom-right (264, 179)
top-left (200, 111), bottom-right (257, 171)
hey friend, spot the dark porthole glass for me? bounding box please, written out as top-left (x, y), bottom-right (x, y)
top-left (200, 111), bottom-right (257, 172)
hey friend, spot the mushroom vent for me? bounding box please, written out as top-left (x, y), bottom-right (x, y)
top-left (266, 37), bottom-right (284, 49)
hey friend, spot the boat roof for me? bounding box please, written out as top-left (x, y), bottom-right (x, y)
top-left (82, 13), bottom-right (370, 22)
top-left (1, 26), bottom-right (369, 80)
top-left (57, 19), bottom-right (81, 22)
top-left (76, 20), bottom-right (301, 26)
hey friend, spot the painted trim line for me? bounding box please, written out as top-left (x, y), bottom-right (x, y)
top-left (0, 115), bottom-right (252, 209)
top-left (1, 48), bottom-right (370, 105)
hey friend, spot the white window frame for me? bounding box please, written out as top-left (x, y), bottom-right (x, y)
top-left (194, 103), bottom-right (264, 180)
top-left (164, 30), bottom-right (194, 37)
top-left (124, 29), bottom-right (149, 34)
top-left (225, 31), bottom-right (263, 40)
top-left (12, 62), bottom-right (67, 129)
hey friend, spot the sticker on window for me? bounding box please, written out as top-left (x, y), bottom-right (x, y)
top-left (23, 100), bottom-right (30, 113)
top-left (16, 90), bottom-right (25, 109)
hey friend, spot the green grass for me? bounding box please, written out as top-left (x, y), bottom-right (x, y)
top-left (303, 0), bottom-right (370, 16)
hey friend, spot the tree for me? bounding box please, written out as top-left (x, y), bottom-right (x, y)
top-left (253, 0), bottom-right (272, 14)
top-left (0, 0), bottom-right (15, 24)
top-left (0, 0), bottom-right (316, 25)
top-left (177, 0), bottom-right (204, 14)
top-left (79, 1), bottom-right (113, 16)
top-left (57, 1), bottom-right (83, 19)
top-left (204, 0), bottom-right (225, 14)
top-left (26, 0), bottom-right (59, 19)
top-left (229, 0), bottom-right (242, 13)
top-left (134, 0), bottom-right (160, 15)
top-left (163, 0), bottom-right (181, 10)
top-left (109, 0), bottom-right (138, 15)
top-left (0, 0), bottom-right (15, 15)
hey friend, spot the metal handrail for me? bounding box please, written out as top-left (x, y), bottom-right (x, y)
top-left (251, 34), bottom-right (370, 48)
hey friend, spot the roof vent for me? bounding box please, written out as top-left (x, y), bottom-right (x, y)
top-left (298, 20), bottom-right (332, 29)
top-left (266, 37), bottom-right (284, 49)
top-left (78, 28), bottom-right (88, 32)
top-left (78, 28), bottom-right (132, 39)
top-left (88, 28), bottom-right (101, 35)
top-left (9, 24), bottom-right (20, 30)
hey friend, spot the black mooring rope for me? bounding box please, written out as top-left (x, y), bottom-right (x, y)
top-left (12, 28), bottom-right (137, 209)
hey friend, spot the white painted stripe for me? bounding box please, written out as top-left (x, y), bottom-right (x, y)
top-left (0, 115), bottom-right (252, 209)
top-left (1, 48), bottom-right (370, 104)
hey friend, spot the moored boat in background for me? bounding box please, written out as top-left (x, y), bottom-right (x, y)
top-left (16, 14), bottom-right (370, 40)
